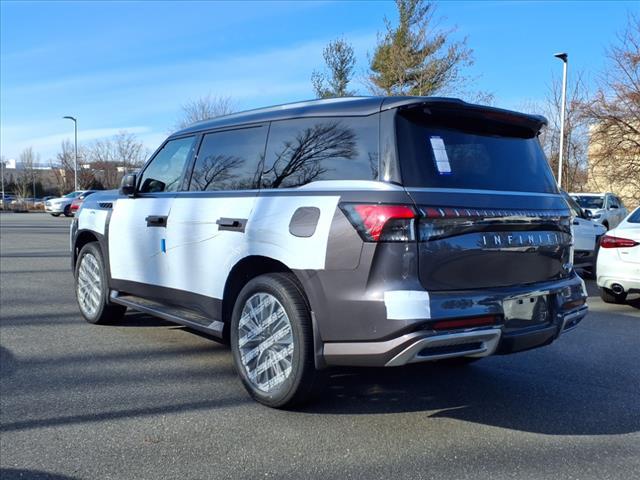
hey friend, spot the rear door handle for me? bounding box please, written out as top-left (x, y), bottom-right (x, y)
top-left (146, 215), bottom-right (167, 227)
top-left (216, 217), bottom-right (247, 232)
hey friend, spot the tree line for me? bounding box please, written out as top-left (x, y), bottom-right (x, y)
top-left (180, 1), bottom-right (638, 201)
top-left (5, 1), bottom-right (636, 202)
top-left (2, 131), bottom-right (148, 199)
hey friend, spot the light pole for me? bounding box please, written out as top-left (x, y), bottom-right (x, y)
top-left (554, 52), bottom-right (568, 190)
top-left (1, 158), bottom-right (5, 207)
top-left (63, 116), bottom-right (78, 191)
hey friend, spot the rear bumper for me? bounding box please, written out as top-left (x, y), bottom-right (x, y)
top-left (322, 273), bottom-right (588, 367)
top-left (597, 275), bottom-right (640, 294)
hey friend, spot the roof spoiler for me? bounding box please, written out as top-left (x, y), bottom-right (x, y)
top-left (382, 97), bottom-right (548, 135)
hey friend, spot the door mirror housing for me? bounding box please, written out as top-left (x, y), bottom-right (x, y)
top-left (120, 173), bottom-right (137, 197)
top-left (582, 209), bottom-right (592, 219)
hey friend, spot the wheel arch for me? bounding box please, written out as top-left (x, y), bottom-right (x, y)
top-left (73, 230), bottom-right (102, 268)
top-left (223, 256), bottom-right (295, 322)
top-left (222, 255), bottom-right (325, 369)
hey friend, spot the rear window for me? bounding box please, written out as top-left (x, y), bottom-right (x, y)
top-left (628, 208), bottom-right (640, 223)
top-left (396, 111), bottom-right (558, 193)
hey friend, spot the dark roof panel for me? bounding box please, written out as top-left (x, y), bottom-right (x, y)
top-left (170, 96), bottom-right (547, 136)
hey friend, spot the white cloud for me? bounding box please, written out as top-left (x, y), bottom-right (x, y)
top-left (1, 125), bottom-right (151, 160)
top-left (1, 31), bottom-right (378, 161)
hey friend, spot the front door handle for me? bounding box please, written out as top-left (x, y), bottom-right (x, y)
top-left (146, 215), bottom-right (168, 227)
top-left (216, 217), bottom-right (247, 232)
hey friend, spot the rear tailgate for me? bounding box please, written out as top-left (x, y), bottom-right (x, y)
top-left (407, 190), bottom-right (572, 290)
top-left (396, 103), bottom-right (572, 291)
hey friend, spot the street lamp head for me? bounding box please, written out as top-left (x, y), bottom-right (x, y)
top-left (63, 115), bottom-right (76, 122)
top-left (554, 52), bottom-right (568, 62)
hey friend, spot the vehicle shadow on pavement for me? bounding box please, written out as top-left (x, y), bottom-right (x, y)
top-left (301, 360), bottom-right (640, 436)
top-left (0, 469), bottom-right (79, 480)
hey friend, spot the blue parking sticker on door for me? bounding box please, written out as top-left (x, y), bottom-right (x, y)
top-left (161, 238), bottom-right (166, 253)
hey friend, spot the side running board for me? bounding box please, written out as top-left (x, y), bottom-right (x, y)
top-left (110, 291), bottom-right (225, 339)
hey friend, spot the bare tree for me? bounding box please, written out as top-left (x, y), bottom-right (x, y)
top-left (15, 147), bottom-right (39, 201)
top-left (83, 131), bottom-right (147, 189)
top-left (190, 154), bottom-right (245, 191)
top-left (51, 140), bottom-right (95, 192)
top-left (174, 94), bottom-right (236, 130)
top-left (114, 131), bottom-right (147, 172)
top-left (580, 14), bottom-right (640, 206)
top-left (51, 140), bottom-right (75, 195)
top-left (540, 73), bottom-right (591, 192)
top-left (261, 121), bottom-right (357, 188)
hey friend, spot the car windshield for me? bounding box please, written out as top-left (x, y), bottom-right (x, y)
top-left (63, 192), bottom-right (80, 198)
top-left (573, 195), bottom-right (604, 209)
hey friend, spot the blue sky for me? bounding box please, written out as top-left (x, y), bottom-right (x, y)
top-left (1, 0), bottom-right (636, 162)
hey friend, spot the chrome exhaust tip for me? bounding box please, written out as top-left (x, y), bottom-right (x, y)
top-left (611, 284), bottom-right (625, 295)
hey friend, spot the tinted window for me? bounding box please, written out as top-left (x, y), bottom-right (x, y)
top-left (396, 112), bottom-right (558, 193)
top-left (189, 126), bottom-right (268, 191)
top-left (563, 193), bottom-right (583, 218)
top-left (627, 208), bottom-right (640, 223)
top-left (139, 136), bottom-right (195, 193)
top-left (261, 116), bottom-right (378, 188)
top-left (574, 195), bottom-right (604, 209)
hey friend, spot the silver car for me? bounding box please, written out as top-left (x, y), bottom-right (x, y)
top-left (45, 191), bottom-right (90, 217)
top-left (570, 192), bottom-right (628, 230)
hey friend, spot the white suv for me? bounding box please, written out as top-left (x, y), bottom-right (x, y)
top-left (571, 193), bottom-right (627, 230)
top-left (563, 193), bottom-right (607, 277)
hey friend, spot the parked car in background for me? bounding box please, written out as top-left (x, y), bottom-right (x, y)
top-left (70, 191), bottom-right (97, 215)
top-left (570, 192), bottom-right (627, 230)
top-left (45, 191), bottom-right (91, 217)
top-left (563, 192), bottom-right (607, 278)
top-left (596, 207), bottom-right (640, 304)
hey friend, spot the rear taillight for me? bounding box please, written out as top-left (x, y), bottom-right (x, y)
top-left (341, 204), bottom-right (570, 243)
top-left (340, 203), bottom-right (416, 242)
top-left (600, 235), bottom-right (639, 248)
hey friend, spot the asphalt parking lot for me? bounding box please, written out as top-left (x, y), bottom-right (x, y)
top-left (1, 213), bottom-right (639, 480)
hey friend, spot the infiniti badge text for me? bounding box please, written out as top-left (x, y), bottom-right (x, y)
top-left (481, 232), bottom-right (568, 249)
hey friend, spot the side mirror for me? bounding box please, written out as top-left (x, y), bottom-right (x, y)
top-left (120, 173), bottom-right (137, 197)
top-left (609, 204), bottom-right (619, 210)
top-left (583, 209), bottom-right (592, 219)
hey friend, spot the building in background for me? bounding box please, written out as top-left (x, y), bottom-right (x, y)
top-left (586, 123), bottom-right (640, 210)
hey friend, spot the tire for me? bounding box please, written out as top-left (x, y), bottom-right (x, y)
top-left (51, 213), bottom-right (61, 217)
top-left (74, 242), bottom-right (126, 324)
top-left (600, 288), bottom-right (627, 304)
top-left (63, 205), bottom-right (73, 217)
top-left (230, 273), bottom-right (321, 408)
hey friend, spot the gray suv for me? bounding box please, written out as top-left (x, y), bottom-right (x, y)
top-left (71, 97), bottom-right (588, 408)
